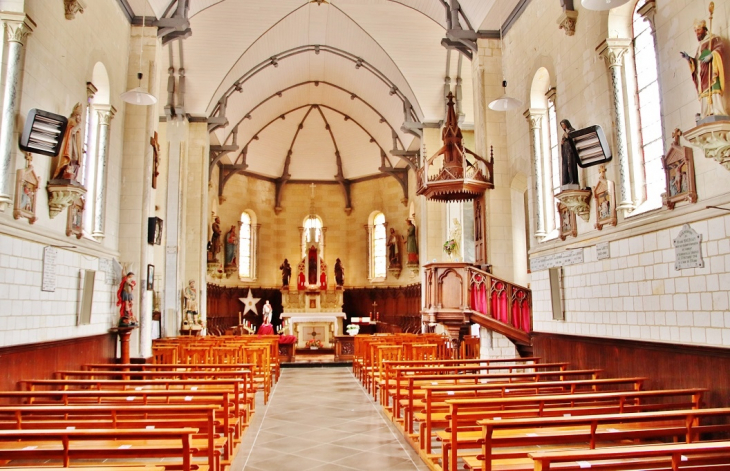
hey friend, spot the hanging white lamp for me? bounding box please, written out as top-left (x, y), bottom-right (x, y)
top-left (581, 0), bottom-right (630, 11)
top-left (489, 80), bottom-right (522, 111)
top-left (121, 10), bottom-right (157, 106)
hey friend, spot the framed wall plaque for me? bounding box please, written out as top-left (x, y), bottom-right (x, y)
top-left (662, 129), bottom-right (697, 210)
top-left (558, 202), bottom-right (577, 241)
top-left (13, 155), bottom-right (39, 224)
top-left (148, 217), bottom-right (163, 245)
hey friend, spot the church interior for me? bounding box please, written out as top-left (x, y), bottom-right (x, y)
top-left (1, 0), bottom-right (730, 469)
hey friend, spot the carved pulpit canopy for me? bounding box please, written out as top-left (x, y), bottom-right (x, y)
top-left (416, 93), bottom-right (494, 202)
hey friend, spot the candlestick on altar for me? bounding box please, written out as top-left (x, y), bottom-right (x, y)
top-left (238, 311), bottom-right (242, 326)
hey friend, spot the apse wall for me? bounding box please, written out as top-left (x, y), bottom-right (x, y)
top-left (0, 2), bottom-right (130, 348)
top-left (211, 174), bottom-right (414, 288)
top-left (501, 0), bottom-right (730, 348)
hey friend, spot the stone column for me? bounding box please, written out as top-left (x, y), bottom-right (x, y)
top-left (524, 109), bottom-right (546, 238)
top-left (0, 13), bottom-right (34, 211)
top-left (92, 105), bottom-right (116, 240)
top-left (597, 39), bottom-right (633, 212)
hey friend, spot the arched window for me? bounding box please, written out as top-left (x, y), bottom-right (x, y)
top-left (239, 210), bottom-right (258, 280)
top-left (367, 211), bottom-right (387, 281)
top-left (632, 0), bottom-right (665, 209)
top-left (546, 88), bottom-right (561, 232)
top-left (373, 213), bottom-right (387, 278)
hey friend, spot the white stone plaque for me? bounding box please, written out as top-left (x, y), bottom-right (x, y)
top-left (530, 249), bottom-right (584, 272)
top-left (42, 246), bottom-right (57, 292)
top-left (674, 224), bottom-right (703, 270)
top-left (596, 242), bottom-right (610, 260)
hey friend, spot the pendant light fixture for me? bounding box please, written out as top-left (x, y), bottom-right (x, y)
top-left (121, 7), bottom-right (157, 106)
top-left (581, 0), bottom-right (630, 10)
top-left (488, 17), bottom-right (522, 112)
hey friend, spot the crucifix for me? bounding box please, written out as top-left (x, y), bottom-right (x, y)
top-left (310, 328), bottom-right (318, 340)
top-left (150, 132), bottom-right (161, 189)
top-left (309, 182), bottom-right (316, 199)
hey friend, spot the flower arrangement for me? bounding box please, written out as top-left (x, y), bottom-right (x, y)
top-left (305, 338), bottom-right (323, 349)
top-left (346, 324), bottom-right (360, 336)
top-left (443, 239), bottom-right (457, 257)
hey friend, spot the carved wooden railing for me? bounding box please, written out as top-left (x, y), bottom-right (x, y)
top-left (466, 266), bottom-right (532, 346)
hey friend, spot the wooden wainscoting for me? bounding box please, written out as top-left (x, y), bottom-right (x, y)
top-left (532, 332), bottom-right (730, 409)
top-left (0, 333), bottom-right (116, 391)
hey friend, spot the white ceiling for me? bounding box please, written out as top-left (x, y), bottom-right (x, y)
top-left (131, 0), bottom-right (521, 180)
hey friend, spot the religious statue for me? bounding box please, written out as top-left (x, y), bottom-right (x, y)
top-left (116, 272), bottom-right (138, 327)
top-left (447, 218), bottom-right (462, 260)
top-left (209, 217), bottom-right (222, 262)
top-left (224, 225), bottom-right (238, 267)
top-left (262, 300), bottom-right (273, 324)
top-left (406, 219), bottom-right (419, 265)
top-left (387, 229), bottom-right (400, 267)
top-left (560, 119), bottom-right (580, 187)
top-left (279, 258), bottom-right (292, 287)
top-left (334, 258), bottom-right (344, 287)
top-left (52, 103), bottom-right (83, 182)
top-left (183, 280), bottom-right (201, 328)
top-left (681, 6), bottom-right (727, 119)
top-left (319, 261), bottom-right (327, 290)
top-left (297, 269), bottom-right (306, 290)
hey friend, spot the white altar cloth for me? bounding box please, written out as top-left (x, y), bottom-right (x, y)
top-left (281, 312), bottom-right (346, 348)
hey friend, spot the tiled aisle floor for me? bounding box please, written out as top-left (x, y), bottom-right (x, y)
top-left (232, 367), bottom-right (429, 471)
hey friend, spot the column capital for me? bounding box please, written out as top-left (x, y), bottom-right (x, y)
top-left (637, 0), bottom-right (656, 30)
top-left (523, 108), bottom-right (545, 129)
top-left (96, 105), bottom-right (117, 125)
top-left (596, 38), bottom-right (631, 68)
top-left (557, 10), bottom-right (578, 37)
top-left (0, 12), bottom-right (35, 45)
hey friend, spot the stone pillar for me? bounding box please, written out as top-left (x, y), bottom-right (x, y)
top-left (524, 109), bottom-right (546, 238)
top-left (0, 13), bottom-right (34, 211)
top-left (162, 118), bottom-right (189, 337)
top-left (92, 105), bottom-right (116, 240)
top-left (597, 39), bottom-right (633, 212)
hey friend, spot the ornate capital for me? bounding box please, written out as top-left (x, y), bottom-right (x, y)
top-left (64, 0), bottom-right (86, 20)
top-left (557, 10), bottom-right (578, 37)
top-left (596, 38), bottom-right (631, 69)
top-left (86, 81), bottom-right (98, 101)
top-left (96, 105), bottom-right (117, 126)
top-left (637, 0), bottom-right (656, 30)
top-left (523, 109), bottom-right (544, 130)
top-left (0, 13), bottom-right (36, 45)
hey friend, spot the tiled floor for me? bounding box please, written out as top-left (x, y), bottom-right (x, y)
top-left (232, 367), bottom-right (429, 471)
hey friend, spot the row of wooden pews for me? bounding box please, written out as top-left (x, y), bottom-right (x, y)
top-left (0, 334), bottom-right (280, 470)
top-left (359, 333), bottom-right (730, 471)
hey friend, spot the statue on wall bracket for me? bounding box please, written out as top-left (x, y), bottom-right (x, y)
top-left (681, 3), bottom-right (730, 170)
top-left (47, 103), bottom-right (86, 219)
top-left (662, 129), bottom-right (698, 210)
top-left (555, 119), bottom-right (592, 222)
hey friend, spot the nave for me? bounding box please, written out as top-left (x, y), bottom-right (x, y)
top-left (234, 367), bottom-right (427, 471)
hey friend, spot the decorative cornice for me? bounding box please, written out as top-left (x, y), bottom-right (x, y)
top-left (64, 0), bottom-right (86, 20)
top-left (637, 0), bottom-right (657, 30)
top-left (596, 38), bottom-right (631, 68)
top-left (557, 10), bottom-right (578, 37)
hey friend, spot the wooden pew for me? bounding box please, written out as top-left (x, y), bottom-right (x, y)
top-left (467, 407), bottom-right (730, 471)
top-left (0, 428), bottom-right (198, 470)
top-left (398, 369), bottom-right (603, 436)
top-left (0, 404), bottom-right (223, 471)
top-left (382, 361), bottom-right (565, 407)
top-left (441, 388), bottom-right (707, 471)
top-left (0, 468), bottom-right (166, 470)
top-left (416, 377), bottom-right (645, 455)
top-left (529, 441), bottom-right (730, 471)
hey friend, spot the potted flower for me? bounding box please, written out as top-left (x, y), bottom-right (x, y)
top-left (346, 324), bottom-right (360, 336)
top-left (305, 338), bottom-right (323, 350)
top-left (443, 238), bottom-right (457, 260)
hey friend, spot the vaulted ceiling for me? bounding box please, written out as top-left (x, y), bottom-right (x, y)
top-left (124, 0), bottom-right (523, 181)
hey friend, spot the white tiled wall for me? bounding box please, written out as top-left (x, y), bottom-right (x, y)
top-left (0, 233), bottom-right (116, 346)
top-left (531, 215), bottom-right (730, 347)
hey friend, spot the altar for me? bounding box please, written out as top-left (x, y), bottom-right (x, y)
top-left (280, 311), bottom-right (346, 349)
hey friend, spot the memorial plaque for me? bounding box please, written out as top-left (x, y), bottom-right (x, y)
top-left (530, 249), bottom-right (584, 272)
top-left (41, 246), bottom-right (57, 292)
top-left (596, 242), bottom-right (610, 260)
top-left (673, 224), bottom-right (703, 270)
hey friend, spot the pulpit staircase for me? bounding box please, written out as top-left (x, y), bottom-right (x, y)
top-left (422, 262), bottom-right (533, 357)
